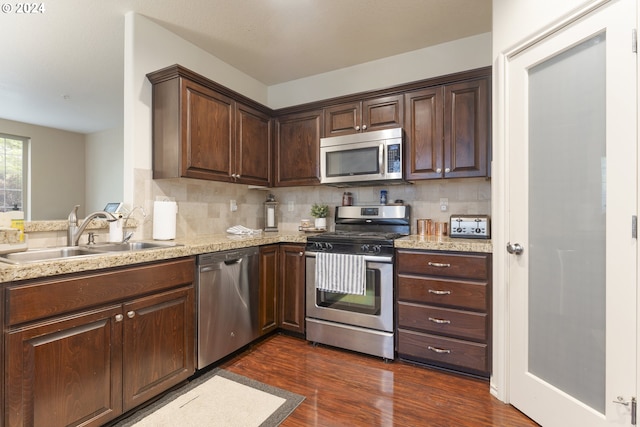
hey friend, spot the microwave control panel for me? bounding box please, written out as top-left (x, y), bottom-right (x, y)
top-left (449, 215), bottom-right (490, 239)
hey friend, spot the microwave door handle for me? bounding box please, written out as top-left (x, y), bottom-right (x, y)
top-left (379, 143), bottom-right (385, 176)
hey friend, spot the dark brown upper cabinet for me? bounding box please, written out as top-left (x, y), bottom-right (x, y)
top-left (274, 109), bottom-right (323, 187)
top-left (148, 65), bottom-right (272, 186)
top-left (405, 74), bottom-right (490, 180)
top-left (324, 94), bottom-right (404, 137)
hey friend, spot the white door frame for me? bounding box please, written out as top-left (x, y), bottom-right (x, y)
top-left (490, 0), bottom-right (637, 404)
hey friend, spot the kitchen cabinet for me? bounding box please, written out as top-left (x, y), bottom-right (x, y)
top-left (404, 75), bottom-right (490, 179)
top-left (4, 258), bottom-right (195, 427)
top-left (275, 110), bottom-right (322, 187)
top-left (258, 244), bottom-right (306, 335)
top-left (259, 244), bottom-right (279, 335)
top-left (148, 65), bottom-right (272, 186)
top-left (278, 244), bottom-right (306, 334)
top-left (396, 250), bottom-right (491, 377)
top-left (323, 94), bottom-right (404, 137)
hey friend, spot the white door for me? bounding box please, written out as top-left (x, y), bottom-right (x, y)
top-left (506, 0), bottom-right (637, 426)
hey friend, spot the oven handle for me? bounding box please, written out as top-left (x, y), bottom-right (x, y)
top-left (304, 252), bottom-right (393, 263)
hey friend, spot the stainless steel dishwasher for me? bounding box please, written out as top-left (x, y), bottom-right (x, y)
top-left (196, 247), bottom-right (260, 369)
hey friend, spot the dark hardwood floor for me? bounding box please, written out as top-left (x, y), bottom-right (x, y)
top-left (219, 333), bottom-right (539, 427)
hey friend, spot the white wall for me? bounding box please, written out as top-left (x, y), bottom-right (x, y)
top-left (85, 127), bottom-right (124, 213)
top-left (0, 118), bottom-right (86, 220)
top-left (490, 0), bottom-right (600, 403)
top-left (269, 32), bottom-right (492, 108)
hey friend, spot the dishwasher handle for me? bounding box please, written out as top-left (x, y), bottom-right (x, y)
top-left (224, 258), bottom-right (242, 265)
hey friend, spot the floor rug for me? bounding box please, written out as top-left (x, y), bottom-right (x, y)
top-left (111, 368), bottom-right (304, 427)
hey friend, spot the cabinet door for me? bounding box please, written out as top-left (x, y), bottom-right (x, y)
top-left (278, 244), bottom-right (306, 333)
top-left (324, 102), bottom-right (360, 137)
top-left (182, 79), bottom-right (235, 181)
top-left (362, 94), bottom-right (404, 132)
top-left (236, 103), bottom-right (272, 186)
top-left (122, 286), bottom-right (194, 412)
top-left (275, 110), bottom-right (322, 186)
top-left (6, 305), bottom-right (123, 427)
top-left (443, 78), bottom-right (489, 178)
top-left (404, 87), bottom-right (444, 180)
top-left (259, 245), bottom-right (279, 335)
top-left (324, 95), bottom-right (403, 137)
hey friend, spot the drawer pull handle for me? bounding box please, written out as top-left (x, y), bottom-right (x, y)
top-left (428, 262), bottom-right (451, 268)
top-left (428, 317), bottom-right (451, 324)
top-left (428, 289), bottom-right (451, 295)
top-left (428, 345), bottom-right (451, 354)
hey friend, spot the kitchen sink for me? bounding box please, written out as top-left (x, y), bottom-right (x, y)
top-left (0, 241), bottom-right (182, 264)
top-left (83, 241), bottom-right (181, 252)
top-left (0, 247), bottom-right (100, 264)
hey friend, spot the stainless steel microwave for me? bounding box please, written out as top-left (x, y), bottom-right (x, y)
top-left (320, 127), bottom-right (404, 186)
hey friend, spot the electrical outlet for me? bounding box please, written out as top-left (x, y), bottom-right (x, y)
top-left (288, 201), bottom-right (294, 212)
top-left (440, 198), bottom-right (449, 212)
top-left (230, 199), bottom-right (237, 212)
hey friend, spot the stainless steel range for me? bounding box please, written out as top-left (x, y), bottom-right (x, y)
top-left (305, 205), bottom-right (410, 360)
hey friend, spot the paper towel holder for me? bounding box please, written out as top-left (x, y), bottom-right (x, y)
top-left (264, 195), bottom-right (278, 232)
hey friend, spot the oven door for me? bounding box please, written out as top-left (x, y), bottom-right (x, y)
top-left (305, 252), bottom-right (394, 332)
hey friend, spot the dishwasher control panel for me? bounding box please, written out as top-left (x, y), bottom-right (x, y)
top-left (449, 215), bottom-right (490, 239)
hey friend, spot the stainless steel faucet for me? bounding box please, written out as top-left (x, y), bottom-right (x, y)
top-left (67, 205), bottom-right (117, 246)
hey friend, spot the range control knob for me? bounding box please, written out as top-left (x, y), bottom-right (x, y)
top-left (371, 245), bottom-right (382, 254)
top-left (360, 244), bottom-right (370, 253)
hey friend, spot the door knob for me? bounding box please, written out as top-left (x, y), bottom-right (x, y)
top-left (506, 242), bottom-right (524, 255)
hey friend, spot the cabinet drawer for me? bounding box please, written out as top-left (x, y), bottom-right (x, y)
top-left (397, 251), bottom-right (489, 280)
top-left (7, 258), bottom-right (195, 326)
top-left (397, 302), bottom-right (487, 341)
top-left (397, 275), bottom-right (487, 311)
top-left (398, 329), bottom-right (488, 374)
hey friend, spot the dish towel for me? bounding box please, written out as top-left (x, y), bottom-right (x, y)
top-left (315, 252), bottom-right (366, 295)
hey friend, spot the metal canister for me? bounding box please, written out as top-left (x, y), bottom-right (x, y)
top-left (342, 192), bottom-right (353, 206)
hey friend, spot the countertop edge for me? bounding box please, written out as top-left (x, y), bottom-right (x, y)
top-left (0, 233), bottom-right (492, 283)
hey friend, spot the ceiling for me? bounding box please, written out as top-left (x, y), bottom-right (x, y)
top-left (0, 0), bottom-right (491, 134)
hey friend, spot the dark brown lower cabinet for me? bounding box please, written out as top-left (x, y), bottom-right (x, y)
top-left (259, 245), bottom-right (279, 335)
top-left (396, 250), bottom-right (491, 377)
top-left (278, 244), bottom-right (305, 334)
top-left (4, 258), bottom-right (195, 427)
top-left (259, 244), bottom-right (306, 336)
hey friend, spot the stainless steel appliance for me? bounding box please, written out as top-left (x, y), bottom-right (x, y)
top-left (305, 205), bottom-right (410, 360)
top-left (320, 127), bottom-right (404, 186)
top-left (196, 247), bottom-right (259, 369)
top-left (449, 215), bottom-right (491, 239)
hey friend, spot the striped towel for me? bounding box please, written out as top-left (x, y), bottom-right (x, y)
top-left (315, 252), bottom-right (366, 295)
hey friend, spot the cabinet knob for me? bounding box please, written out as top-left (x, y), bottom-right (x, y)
top-left (127, 310), bottom-right (135, 319)
top-left (115, 314), bottom-right (124, 322)
top-left (355, 125), bottom-right (360, 131)
top-left (299, 251), bottom-right (304, 256)
top-left (436, 168), bottom-right (442, 173)
top-left (362, 124), bottom-right (367, 131)
top-left (445, 167), bottom-right (450, 173)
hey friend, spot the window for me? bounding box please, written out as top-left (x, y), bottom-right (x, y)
top-left (0, 133), bottom-right (27, 213)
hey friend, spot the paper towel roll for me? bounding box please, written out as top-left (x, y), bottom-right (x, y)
top-left (153, 200), bottom-right (177, 240)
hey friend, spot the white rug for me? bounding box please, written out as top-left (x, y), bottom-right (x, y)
top-left (111, 369), bottom-right (304, 427)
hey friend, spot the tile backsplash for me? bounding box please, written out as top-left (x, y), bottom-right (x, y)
top-left (136, 168), bottom-right (490, 238)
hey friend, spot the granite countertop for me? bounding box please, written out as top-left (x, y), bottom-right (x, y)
top-left (0, 233), bottom-right (492, 284)
top-left (394, 234), bottom-right (493, 253)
